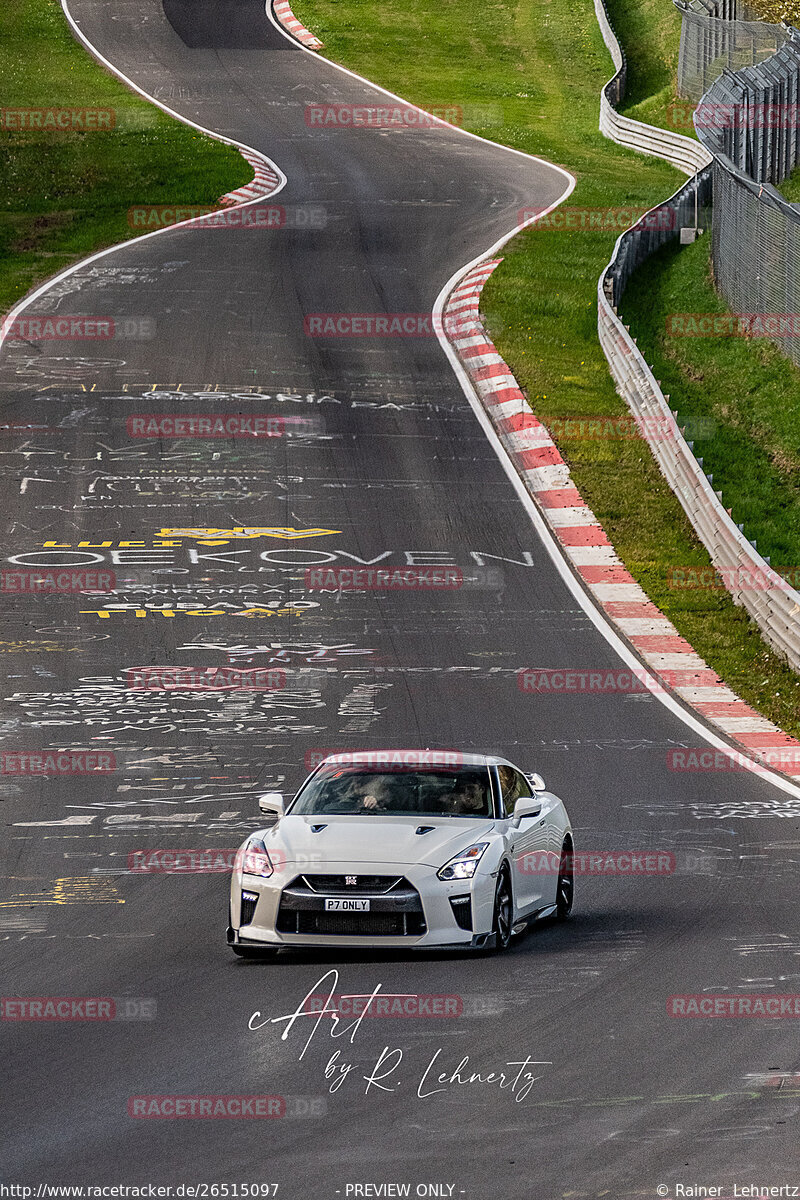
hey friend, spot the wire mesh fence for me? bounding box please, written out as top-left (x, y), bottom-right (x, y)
top-left (675, 0), bottom-right (788, 101)
top-left (596, 0), bottom-right (800, 670)
top-left (694, 29), bottom-right (800, 366)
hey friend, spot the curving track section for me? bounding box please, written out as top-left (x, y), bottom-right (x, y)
top-left (2, 1), bottom-right (800, 1193)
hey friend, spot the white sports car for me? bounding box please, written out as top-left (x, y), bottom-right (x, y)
top-left (226, 751), bottom-right (574, 956)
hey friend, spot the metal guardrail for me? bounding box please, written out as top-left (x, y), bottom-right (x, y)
top-left (595, 0), bottom-right (712, 174)
top-left (594, 0), bottom-right (800, 669)
top-left (597, 179), bottom-right (800, 671)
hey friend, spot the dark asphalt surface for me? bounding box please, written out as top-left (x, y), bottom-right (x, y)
top-left (2, 0), bottom-right (800, 1194)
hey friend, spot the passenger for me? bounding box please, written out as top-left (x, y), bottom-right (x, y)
top-left (441, 777), bottom-right (487, 815)
top-left (497, 764), bottom-right (522, 807)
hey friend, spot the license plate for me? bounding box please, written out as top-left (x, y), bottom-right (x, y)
top-left (324, 898), bottom-right (370, 912)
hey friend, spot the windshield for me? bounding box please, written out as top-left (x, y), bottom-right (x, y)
top-left (290, 766), bottom-right (494, 818)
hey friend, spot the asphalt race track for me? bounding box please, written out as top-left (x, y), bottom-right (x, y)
top-left (2, 1), bottom-right (800, 1193)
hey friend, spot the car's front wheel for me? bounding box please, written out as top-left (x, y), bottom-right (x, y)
top-left (490, 869), bottom-right (513, 952)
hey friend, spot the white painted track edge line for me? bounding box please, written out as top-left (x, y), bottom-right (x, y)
top-left (433, 257), bottom-right (800, 801)
top-left (0, 2), bottom-right (288, 356)
top-left (263, 0), bottom-right (575, 184)
top-left (61, 0), bottom-right (287, 173)
top-left (56, 0), bottom-right (799, 798)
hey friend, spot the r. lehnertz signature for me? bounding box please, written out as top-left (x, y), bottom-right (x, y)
top-left (247, 969), bottom-right (550, 1103)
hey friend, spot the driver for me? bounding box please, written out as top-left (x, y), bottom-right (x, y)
top-left (334, 775), bottom-right (391, 813)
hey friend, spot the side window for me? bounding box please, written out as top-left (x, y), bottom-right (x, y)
top-left (498, 766), bottom-right (532, 816)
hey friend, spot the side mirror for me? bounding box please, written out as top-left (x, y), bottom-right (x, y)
top-left (526, 772), bottom-right (546, 792)
top-left (258, 792), bottom-right (285, 818)
top-left (512, 797), bottom-right (543, 825)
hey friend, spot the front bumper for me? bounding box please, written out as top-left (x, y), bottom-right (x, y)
top-left (228, 862), bottom-right (496, 949)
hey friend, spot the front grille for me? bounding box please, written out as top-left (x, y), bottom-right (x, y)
top-left (300, 874), bottom-right (404, 895)
top-left (240, 892), bottom-right (258, 925)
top-left (282, 911), bottom-right (427, 937)
top-left (276, 874), bottom-right (426, 937)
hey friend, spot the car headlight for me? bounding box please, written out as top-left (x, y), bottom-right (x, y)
top-left (238, 836), bottom-right (273, 878)
top-left (437, 842), bottom-right (489, 881)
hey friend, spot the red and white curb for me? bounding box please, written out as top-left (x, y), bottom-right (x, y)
top-left (273, 0), bottom-right (324, 50)
top-left (445, 260), bottom-right (800, 780)
top-left (219, 147), bottom-right (282, 206)
top-left (59, 0), bottom-right (287, 229)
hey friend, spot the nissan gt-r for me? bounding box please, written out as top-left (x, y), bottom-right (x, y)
top-left (226, 751), bottom-right (574, 956)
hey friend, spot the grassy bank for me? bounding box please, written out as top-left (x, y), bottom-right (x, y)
top-left (291, 0), bottom-right (800, 731)
top-left (620, 236), bottom-right (800, 566)
top-left (778, 166), bottom-right (800, 201)
top-left (0, 0), bottom-right (251, 314)
top-left (608, 0), bottom-right (689, 134)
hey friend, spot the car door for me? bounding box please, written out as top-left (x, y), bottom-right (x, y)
top-left (500, 766), bottom-right (553, 913)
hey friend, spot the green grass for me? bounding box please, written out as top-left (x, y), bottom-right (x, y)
top-left (0, 0), bottom-right (252, 314)
top-left (607, 0), bottom-right (689, 134)
top-left (778, 163), bottom-right (800, 201)
top-left (620, 235), bottom-right (800, 565)
top-left (291, 0), bottom-right (800, 731)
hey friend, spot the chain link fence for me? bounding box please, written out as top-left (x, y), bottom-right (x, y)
top-left (675, 0), bottom-right (788, 101)
top-left (694, 30), bottom-right (800, 366)
top-left (596, 0), bottom-right (800, 668)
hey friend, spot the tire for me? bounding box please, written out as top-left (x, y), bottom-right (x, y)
top-left (490, 869), bottom-right (513, 952)
top-left (555, 838), bottom-right (574, 921)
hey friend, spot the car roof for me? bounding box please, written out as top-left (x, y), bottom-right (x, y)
top-left (317, 751), bottom-right (509, 769)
